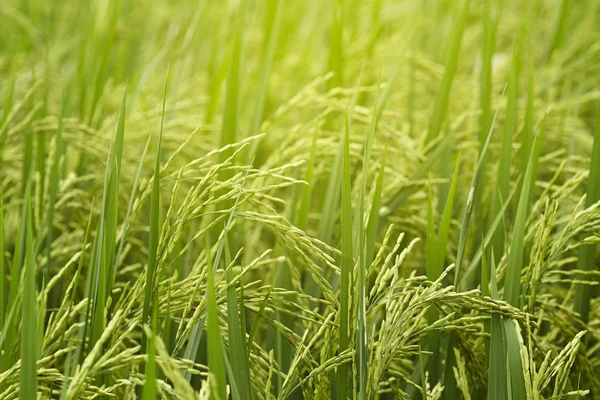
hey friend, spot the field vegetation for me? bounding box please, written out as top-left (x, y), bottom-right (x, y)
top-left (1, 0), bottom-right (600, 399)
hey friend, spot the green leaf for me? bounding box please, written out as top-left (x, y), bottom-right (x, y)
top-left (87, 5), bottom-right (119, 125)
top-left (424, 176), bottom-right (440, 387)
top-left (0, 197), bottom-right (4, 344)
top-left (206, 236), bottom-right (227, 400)
top-left (445, 81), bottom-right (501, 400)
top-left (453, 96), bottom-right (499, 286)
top-left (42, 91), bottom-right (67, 292)
top-left (20, 185), bottom-right (37, 400)
top-left (436, 155), bottom-right (461, 278)
top-left (488, 43), bottom-right (519, 261)
top-left (113, 130), bottom-right (152, 288)
top-left (479, 0), bottom-right (496, 149)
top-left (142, 292), bottom-right (158, 400)
top-left (22, 131), bottom-right (33, 199)
top-left (501, 121), bottom-right (543, 400)
top-left (365, 149), bottom-right (386, 272)
top-left (246, 0), bottom-right (284, 161)
top-left (546, 0), bottom-right (570, 61)
top-left (181, 173), bottom-right (248, 383)
top-left (248, 269), bottom-right (278, 351)
top-left (89, 86), bottom-right (127, 351)
top-left (419, 348), bottom-right (427, 400)
top-left (224, 235), bottom-right (253, 400)
top-left (460, 179), bottom-right (519, 291)
top-left (142, 72), bottom-right (167, 356)
top-left (297, 125), bottom-right (318, 232)
top-left (317, 75), bottom-right (363, 245)
top-left (203, 37), bottom-right (230, 131)
top-left (425, 0), bottom-right (471, 144)
top-left (162, 281), bottom-right (173, 356)
top-left (504, 318), bottom-right (526, 400)
top-left (106, 85), bottom-right (127, 290)
top-left (426, 177), bottom-right (437, 283)
top-left (5, 153), bottom-right (31, 368)
top-left (519, 62), bottom-right (535, 202)
top-left (425, 157), bottom-right (460, 387)
top-left (574, 101), bottom-right (600, 323)
top-left (35, 131), bottom-right (46, 228)
top-left (486, 251), bottom-right (508, 400)
top-left (504, 131), bottom-right (542, 308)
top-left (355, 69), bottom-right (398, 400)
top-left (219, 0), bottom-right (246, 178)
top-left (327, 0), bottom-right (344, 91)
top-left (338, 109), bottom-right (353, 400)
top-left (60, 200), bottom-right (94, 400)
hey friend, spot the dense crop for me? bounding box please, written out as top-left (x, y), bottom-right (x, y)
top-left (1, 0), bottom-right (600, 399)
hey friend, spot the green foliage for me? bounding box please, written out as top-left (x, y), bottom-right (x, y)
top-left (574, 102), bottom-right (600, 323)
top-left (0, 1), bottom-right (599, 399)
top-left (20, 186), bottom-right (37, 400)
top-left (337, 110), bottom-right (353, 400)
top-left (206, 236), bottom-right (227, 400)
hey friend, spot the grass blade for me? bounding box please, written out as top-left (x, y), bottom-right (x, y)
top-left (60, 201), bottom-right (94, 400)
top-left (425, 178), bottom-right (437, 282)
top-left (519, 62), bottom-right (535, 201)
top-left (113, 130), bottom-right (152, 288)
top-left (224, 234), bottom-right (253, 400)
top-left (297, 125), bottom-right (318, 232)
top-left (0, 197), bottom-right (4, 344)
top-left (488, 44), bottom-right (519, 262)
top-left (20, 185), bottom-right (37, 399)
top-left (437, 155), bottom-right (460, 279)
top-left (142, 72), bottom-right (167, 355)
top-left (424, 176), bottom-right (440, 389)
top-left (453, 95), bottom-right (500, 287)
top-left (206, 236), bottom-right (227, 400)
top-left (501, 124), bottom-right (543, 400)
top-left (504, 132), bottom-right (542, 308)
top-left (460, 180), bottom-right (519, 290)
top-left (87, 5), bottom-right (118, 125)
top-left (546, 0), bottom-right (570, 61)
top-left (246, 0), bottom-right (284, 161)
top-left (181, 173), bottom-right (247, 383)
top-left (248, 269), bottom-right (278, 351)
top-left (43, 91), bottom-right (67, 306)
top-left (444, 85), bottom-right (501, 400)
top-left (163, 281), bottom-right (173, 355)
top-left (106, 86), bottom-right (127, 292)
top-left (88, 86), bottom-right (127, 351)
top-left (426, 157), bottom-right (460, 387)
top-left (338, 109), bottom-right (353, 400)
top-left (5, 142), bottom-right (32, 368)
top-left (472, 0), bottom-right (498, 242)
top-left (365, 149), bottom-right (386, 272)
top-left (203, 38), bottom-right (230, 133)
top-left (573, 102), bottom-right (600, 323)
top-left (479, 0), bottom-right (496, 149)
top-left (142, 293), bottom-right (158, 400)
top-left (355, 69), bottom-right (398, 400)
top-left (327, 0), bottom-right (344, 91)
top-left (424, 0), bottom-right (471, 144)
top-left (317, 126), bottom-right (344, 244)
top-left (317, 74), bottom-right (363, 245)
top-left (219, 0), bottom-right (246, 177)
top-left (22, 131), bottom-right (33, 199)
top-left (486, 251), bottom-right (508, 400)
top-left (503, 318), bottom-right (526, 400)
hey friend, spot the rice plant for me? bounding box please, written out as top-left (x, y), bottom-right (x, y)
top-left (1, 0), bottom-right (600, 399)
